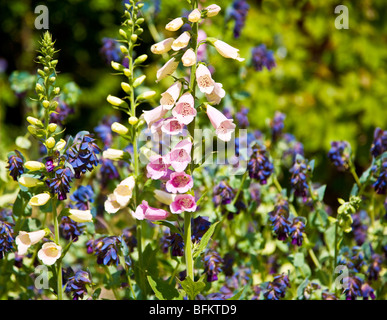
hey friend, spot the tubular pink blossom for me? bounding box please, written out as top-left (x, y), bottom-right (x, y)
top-left (164, 139), bottom-right (192, 172)
top-left (170, 194), bottom-right (197, 214)
top-left (196, 64), bottom-right (215, 94)
top-left (166, 172), bottom-right (194, 193)
top-left (143, 105), bottom-right (168, 128)
top-left (172, 92), bottom-right (197, 125)
top-left (161, 117), bottom-right (185, 135)
top-left (146, 154), bottom-right (170, 180)
top-left (206, 104), bottom-right (236, 142)
top-left (133, 200), bottom-right (170, 221)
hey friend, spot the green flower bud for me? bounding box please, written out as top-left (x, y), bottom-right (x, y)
top-left (42, 100), bottom-right (50, 109)
top-left (128, 116), bottom-right (138, 125)
top-left (49, 76), bottom-right (56, 82)
top-left (35, 83), bottom-right (44, 93)
top-left (26, 116), bottom-right (42, 126)
top-left (111, 61), bottom-right (123, 71)
top-left (120, 45), bottom-right (129, 55)
top-left (121, 82), bottom-right (132, 94)
top-left (133, 75), bottom-right (146, 88)
top-left (53, 87), bottom-right (60, 95)
top-left (111, 122), bottom-right (129, 135)
top-left (24, 161), bottom-right (45, 171)
top-left (48, 123), bottom-right (58, 132)
top-left (119, 29), bottom-right (128, 39)
top-left (136, 18), bottom-right (145, 25)
top-left (131, 34), bottom-right (138, 43)
top-left (134, 54), bottom-right (148, 65)
top-left (107, 95), bottom-right (126, 107)
top-left (45, 137), bottom-right (56, 149)
top-left (123, 68), bottom-right (131, 77)
top-left (136, 28), bottom-right (144, 35)
top-left (137, 90), bottom-right (156, 100)
top-left (27, 125), bottom-right (37, 135)
top-left (55, 139), bottom-right (66, 151)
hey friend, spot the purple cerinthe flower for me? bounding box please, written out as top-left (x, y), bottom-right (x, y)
top-left (251, 44), bottom-right (276, 71)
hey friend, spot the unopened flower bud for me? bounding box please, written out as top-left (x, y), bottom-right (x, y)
top-left (123, 68), bottom-right (131, 77)
top-left (42, 100), bottom-right (50, 109)
top-left (25, 161), bottom-right (45, 171)
top-left (134, 54), bottom-right (148, 65)
top-left (48, 123), bottom-right (57, 132)
top-left (55, 139), bottom-right (66, 151)
top-left (111, 61), bottom-right (123, 71)
top-left (188, 9), bottom-right (201, 22)
top-left (45, 137), bottom-right (56, 149)
top-left (165, 17), bottom-right (184, 31)
top-left (128, 116), bottom-right (138, 125)
top-left (133, 75), bottom-right (146, 88)
top-left (18, 176), bottom-right (41, 188)
top-left (35, 83), bottom-right (44, 93)
top-left (49, 76), bottom-right (56, 82)
top-left (103, 148), bottom-right (125, 161)
top-left (121, 82), bottom-right (131, 94)
top-left (27, 116), bottom-right (42, 126)
top-left (111, 122), bottom-right (129, 135)
top-left (136, 18), bottom-right (145, 24)
top-left (205, 4), bottom-right (221, 17)
top-left (120, 45), bottom-right (129, 55)
top-left (137, 90), bottom-right (156, 100)
top-left (182, 48), bottom-right (197, 67)
top-left (107, 95), bottom-right (125, 107)
top-left (119, 29), bottom-right (127, 39)
top-left (131, 34), bottom-right (138, 43)
top-left (53, 87), bottom-right (60, 95)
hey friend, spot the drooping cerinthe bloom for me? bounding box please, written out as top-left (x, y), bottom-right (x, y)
top-left (269, 198), bottom-right (291, 241)
top-left (60, 216), bottom-right (86, 242)
top-left (6, 150), bottom-right (24, 181)
top-left (66, 133), bottom-right (101, 179)
top-left (47, 166), bottom-right (74, 201)
top-left (328, 141), bottom-right (351, 171)
top-left (263, 273), bottom-right (291, 300)
top-left (251, 44), bottom-right (276, 71)
top-left (70, 185), bottom-right (94, 210)
top-left (247, 145), bottom-right (273, 184)
top-left (64, 269), bottom-right (93, 300)
top-left (203, 249), bottom-right (223, 282)
top-left (370, 127), bottom-right (387, 158)
top-left (289, 217), bottom-right (305, 246)
top-left (0, 220), bottom-right (14, 259)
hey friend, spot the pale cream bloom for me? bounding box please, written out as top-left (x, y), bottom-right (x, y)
top-left (171, 32), bottom-right (191, 51)
top-left (104, 194), bottom-right (122, 214)
top-left (24, 161), bottom-right (45, 171)
top-left (16, 230), bottom-right (46, 255)
top-left (111, 122), bottom-right (129, 135)
top-left (182, 48), bottom-right (197, 67)
top-left (18, 176), bottom-right (41, 188)
top-left (213, 40), bottom-right (244, 62)
top-left (103, 148), bottom-right (124, 160)
top-left (160, 82), bottom-right (182, 110)
top-left (165, 17), bottom-right (184, 31)
top-left (68, 209), bottom-right (93, 223)
top-left (113, 176), bottom-right (135, 207)
top-left (156, 57), bottom-right (179, 81)
top-left (38, 242), bottom-right (62, 266)
top-left (205, 4), bottom-right (221, 17)
top-left (196, 64), bottom-right (215, 94)
top-left (29, 193), bottom-right (50, 207)
top-left (188, 9), bottom-right (201, 22)
top-left (151, 38), bottom-right (174, 54)
top-left (55, 139), bottom-right (66, 151)
top-left (154, 190), bottom-right (177, 205)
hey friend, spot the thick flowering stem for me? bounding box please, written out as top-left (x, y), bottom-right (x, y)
top-left (52, 197), bottom-right (63, 300)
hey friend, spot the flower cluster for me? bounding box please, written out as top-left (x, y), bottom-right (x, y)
top-left (251, 44), bottom-right (276, 71)
top-left (64, 269), bottom-right (93, 300)
top-left (328, 141), bottom-right (351, 171)
top-left (0, 220), bottom-right (14, 259)
top-left (263, 273), bottom-right (291, 300)
top-left (228, 0), bottom-right (250, 38)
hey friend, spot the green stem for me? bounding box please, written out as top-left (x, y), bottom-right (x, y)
top-left (52, 197), bottom-right (63, 300)
top-left (333, 221), bottom-right (339, 295)
top-left (184, 212), bottom-right (194, 282)
top-left (231, 170), bottom-right (248, 206)
top-left (349, 163), bottom-right (361, 189)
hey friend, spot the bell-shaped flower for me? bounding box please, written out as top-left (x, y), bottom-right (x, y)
top-left (205, 4), bottom-right (221, 17)
top-left (133, 200), bottom-right (170, 221)
top-left (166, 172), bottom-right (194, 194)
top-left (29, 193), bottom-right (50, 207)
top-left (172, 31), bottom-right (191, 51)
top-left (38, 242), bottom-right (62, 266)
top-left (113, 176), bottom-right (135, 207)
top-left (143, 105), bottom-right (168, 128)
top-left (146, 155), bottom-right (170, 180)
top-left (170, 194), bottom-right (197, 213)
top-left (16, 230), bottom-right (46, 255)
top-left (151, 38), bottom-right (174, 54)
top-left (161, 117), bottom-right (185, 136)
top-left (172, 92), bottom-right (197, 125)
top-left (18, 176), bottom-right (41, 188)
top-left (212, 39), bottom-right (244, 62)
top-left (165, 17), bottom-right (184, 31)
top-left (205, 82), bottom-right (226, 105)
top-left (154, 190), bottom-right (177, 205)
top-left (68, 209), bottom-right (93, 223)
top-left (156, 57), bottom-right (179, 81)
top-left (196, 64), bottom-right (215, 94)
top-left (182, 48), bottom-right (197, 67)
top-left (104, 193), bottom-right (122, 214)
top-left (160, 82), bottom-right (182, 110)
top-left (206, 104), bottom-right (236, 142)
top-left (164, 139), bottom-right (192, 172)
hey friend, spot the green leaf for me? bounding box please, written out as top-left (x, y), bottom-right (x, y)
top-left (176, 275), bottom-right (205, 300)
top-left (147, 275), bottom-right (180, 300)
top-left (193, 221), bottom-right (219, 259)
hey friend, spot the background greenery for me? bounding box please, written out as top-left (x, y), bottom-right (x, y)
top-left (1, 0), bottom-right (387, 206)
